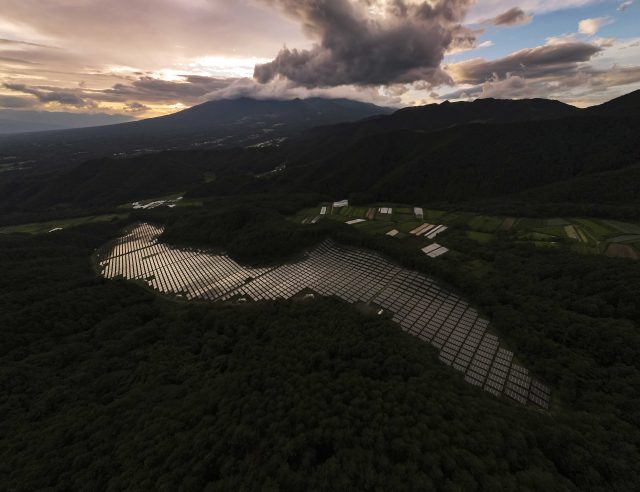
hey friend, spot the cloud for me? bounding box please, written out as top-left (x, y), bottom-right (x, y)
top-left (1, 75), bottom-right (245, 110)
top-left (477, 40), bottom-right (494, 48)
top-left (441, 73), bottom-right (537, 100)
top-left (466, 1), bottom-right (601, 24)
top-left (618, 1), bottom-right (633, 11)
top-left (594, 37), bottom-right (616, 48)
top-left (4, 83), bottom-right (88, 107)
top-left (204, 77), bottom-right (403, 106)
top-left (1, 73), bottom-right (406, 113)
top-left (0, 38), bottom-right (56, 49)
top-left (447, 40), bottom-right (602, 84)
top-left (439, 38), bottom-right (640, 104)
top-left (104, 75), bottom-right (239, 102)
top-left (578, 17), bottom-right (612, 35)
top-left (1, 0), bottom-right (638, 113)
top-left (485, 7), bottom-right (533, 26)
top-left (0, 55), bottom-right (35, 65)
top-left (254, 0), bottom-right (474, 88)
top-left (124, 102), bottom-right (150, 113)
top-left (0, 94), bottom-right (35, 109)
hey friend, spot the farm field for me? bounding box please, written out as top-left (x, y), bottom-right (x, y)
top-left (100, 223), bottom-right (551, 410)
top-left (0, 213), bottom-right (128, 235)
top-left (294, 203), bottom-right (640, 260)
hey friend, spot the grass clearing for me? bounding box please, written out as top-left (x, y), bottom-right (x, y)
top-left (601, 220), bottom-right (640, 235)
top-left (467, 231), bottom-right (495, 244)
top-left (546, 218), bottom-right (570, 226)
top-left (396, 221), bottom-right (425, 234)
top-left (468, 215), bottom-right (504, 233)
top-left (608, 235), bottom-right (640, 244)
top-left (356, 221), bottom-right (395, 234)
top-left (533, 241), bottom-right (560, 249)
top-left (519, 232), bottom-right (558, 242)
top-left (534, 225), bottom-right (566, 237)
top-left (574, 219), bottom-right (616, 239)
top-left (515, 218), bottom-right (547, 230)
top-left (422, 209), bottom-right (447, 221)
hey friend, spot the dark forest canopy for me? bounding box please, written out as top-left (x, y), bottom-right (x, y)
top-left (2, 213), bottom-right (640, 490)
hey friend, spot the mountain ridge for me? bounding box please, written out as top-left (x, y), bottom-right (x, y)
top-left (0, 97), bottom-right (392, 171)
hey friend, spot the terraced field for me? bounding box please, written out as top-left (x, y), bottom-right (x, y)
top-left (99, 223), bottom-right (551, 410)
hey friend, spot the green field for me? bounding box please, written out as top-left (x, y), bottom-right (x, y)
top-left (514, 218), bottom-right (548, 230)
top-left (355, 221), bottom-right (396, 235)
top-left (534, 225), bottom-right (567, 237)
top-left (467, 216), bottom-right (504, 233)
top-left (396, 220), bottom-right (424, 233)
top-left (608, 234), bottom-right (640, 244)
top-left (533, 241), bottom-right (560, 249)
top-left (574, 219), bottom-right (616, 239)
top-left (518, 232), bottom-right (558, 242)
top-left (294, 202), bottom-right (639, 261)
top-left (546, 218), bottom-right (571, 226)
top-left (0, 214), bottom-right (128, 235)
top-left (601, 220), bottom-right (640, 235)
top-left (467, 231), bottom-right (495, 244)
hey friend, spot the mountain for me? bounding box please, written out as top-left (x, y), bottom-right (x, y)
top-left (0, 98), bottom-right (392, 171)
top-left (129, 97), bottom-right (392, 134)
top-left (183, 92), bottom-right (640, 213)
top-left (3, 90), bottom-right (640, 216)
top-left (297, 97), bottom-right (578, 148)
top-left (278, 110), bottom-right (640, 206)
top-left (585, 89), bottom-right (640, 116)
top-left (0, 109), bottom-right (133, 134)
top-left (0, 147), bottom-right (282, 210)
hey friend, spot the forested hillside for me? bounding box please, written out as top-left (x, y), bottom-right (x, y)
top-left (2, 93), bottom-right (639, 217)
top-left (281, 114), bottom-right (640, 205)
top-left (2, 221), bottom-right (640, 490)
top-left (0, 97), bottom-right (391, 171)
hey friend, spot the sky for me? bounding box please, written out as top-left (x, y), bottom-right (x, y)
top-left (0, 0), bottom-right (638, 117)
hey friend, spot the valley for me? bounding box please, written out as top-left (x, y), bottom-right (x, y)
top-left (3, 92), bottom-right (640, 490)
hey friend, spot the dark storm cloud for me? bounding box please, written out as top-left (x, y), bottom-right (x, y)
top-left (485, 7), bottom-right (532, 26)
top-left (104, 75), bottom-right (239, 102)
top-left (449, 41), bottom-right (602, 84)
top-left (254, 0), bottom-right (474, 88)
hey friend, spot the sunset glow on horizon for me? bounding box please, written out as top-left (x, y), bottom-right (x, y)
top-left (1, 0), bottom-right (639, 117)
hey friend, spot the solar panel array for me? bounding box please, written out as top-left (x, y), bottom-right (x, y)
top-left (99, 223), bottom-right (550, 409)
top-left (100, 223), bottom-right (270, 300)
